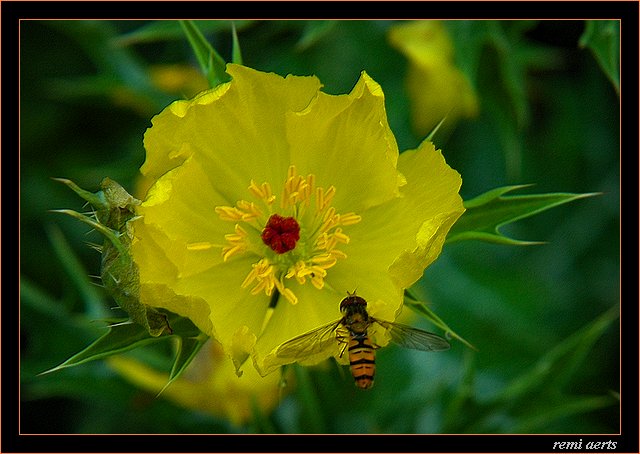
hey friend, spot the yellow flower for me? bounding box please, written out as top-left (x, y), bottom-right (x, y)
top-left (388, 20), bottom-right (478, 136)
top-left (131, 64), bottom-right (464, 377)
top-left (149, 64), bottom-right (210, 99)
top-left (108, 340), bottom-right (289, 427)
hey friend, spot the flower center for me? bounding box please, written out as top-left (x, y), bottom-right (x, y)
top-left (213, 165), bottom-right (361, 305)
top-left (261, 214), bottom-right (300, 254)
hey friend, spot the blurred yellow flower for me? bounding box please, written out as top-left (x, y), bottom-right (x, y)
top-left (149, 64), bottom-right (210, 99)
top-left (109, 64), bottom-right (210, 118)
top-left (108, 340), bottom-right (289, 427)
top-left (130, 64), bottom-right (464, 377)
top-left (388, 20), bottom-right (478, 136)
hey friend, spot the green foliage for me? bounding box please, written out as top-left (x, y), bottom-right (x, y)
top-left (579, 20), bottom-right (620, 94)
top-left (40, 313), bottom-right (203, 375)
top-left (446, 185), bottom-right (600, 245)
top-left (179, 20), bottom-right (230, 88)
top-left (455, 306), bottom-right (619, 433)
top-left (114, 20), bottom-right (254, 46)
top-left (40, 321), bottom-right (168, 374)
top-left (43, 21), bottom-right (174, 114)
top-left (230, 22), bottom-right (244, 65)
top-left (445, 21), bottom-right (565, 181)
top-left (295, 21), bottom-right (338, 51)
top-left (404, 289), bottom-right (476, 351)
top-left (20, 19), bottom-right (619, 435)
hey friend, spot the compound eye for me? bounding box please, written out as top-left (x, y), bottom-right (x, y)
top-left (339, 296), bottom-right (353, 311)
top-left (340, 295), bottom-right (367, 311)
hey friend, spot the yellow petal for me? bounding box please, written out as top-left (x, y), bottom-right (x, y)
top-left (108, 340), bottom-right (288, 426)
top-left (388, 140), bottom-right (465, 288)
top-left (139, 157), bottom-right (232, 257)
top-left (132, 221), bottom-right (213, 334)
top-left (340, 140), bottom-right (464, 290)
top-left (286, 71), bottom-right (402, 214)
top-left (254, 283), bottom-right (344, 375)
top-left (133, 218), bottom-right (271, 348)
top-left (142, 64), bottom-right (323, 201)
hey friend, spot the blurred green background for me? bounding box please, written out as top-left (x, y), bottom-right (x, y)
top-left (20, 20), bottom-right (619, 434)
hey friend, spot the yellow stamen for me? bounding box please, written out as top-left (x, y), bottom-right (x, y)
top-left (216, 164), bottom-right (362, 305)
top-left (223, 244), bottom-right (244, 262)
top-left (220, 224), bottom-right (249, 261)
top-left (282, 165), bottom-right (314, 209)
top-left (310, 253), bottom-right (338, 266)
top-left (215, 206), bottom-right (245, 222)
top-left (242, 258), bottom-right (278, 296)
top-left (310, 274), bottom-right (325, 289)
top-left (248, 180), bottom-right (275, 205)
top-left (275, 280), bottom-right (298, 305)
top-left (329, 249), bottom-right (348, 260)
top-left (186, 242), bottom-right (214, 251)
top-left (339, 212), bottom-right (362, 225)
top-left (315, 186), bottom-right (336, 213)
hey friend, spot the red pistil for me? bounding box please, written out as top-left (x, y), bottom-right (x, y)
top-left (261, 214), bottom-right (300, 254)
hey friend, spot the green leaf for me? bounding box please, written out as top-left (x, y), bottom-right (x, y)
top-left (425, 116), bottom-right (448, 142)
top-left (446, 185), bottom-right (600, 245)
top-left (156, 332), bottom-right (209, 396)
top-left (514, 394), bottom-right (617, 433)
top-left (441, 349), bottom-right (479, 431)
top-left (494, 304), bottom-right (618, 403)
top-left (404, 289), bottom-right (477, 351)
top-left (446, 20), bottom-right (564, 181)
top-left (179, 20), bottom-right (230, 88)
top-left (295, 20), bottom-right (337, 51)
top-left (485, 22), bottom-right (529, 130)
top-left (462, 306), bottom-right (618, 433)
top-left (40, 313), bottom-right (206, 377)
top-left (40, 321), bottom-right (160, 374)
top-left (249, 394), bottom-right (278, 433)
top-left (579, 20), bottom-right (620, 94)
top-left (21, 278), bottom-right (74, 322)
top-left (231, 21), bottom-right (243, 65)
top-left (45, 20), bottom-right (172, 112)
top-left (293, 365), bottom-right (326, 433)
top-left (114, 20), bottom-right (254, 46)
top-left (51, 177), bottom-right (107, 210)
top-left (46, 224), bottom-right (109, 320)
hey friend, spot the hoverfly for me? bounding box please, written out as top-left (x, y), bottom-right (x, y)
top-left (275, 291), bottom-right (450, 389)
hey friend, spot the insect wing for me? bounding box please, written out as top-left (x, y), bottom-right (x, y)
top-left (275, 319), bottom-right (342, 360)
top-left (373, 319), bottom-right (451, 352)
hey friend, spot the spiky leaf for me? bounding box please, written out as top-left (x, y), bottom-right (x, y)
top-left (40, 321), bottom-right (161, 374)
top-left (446, 185), bottom-right (600, 245)
top-left (40, 314), bottom-right (206, 383)
top-left (404, 289), bottom-right (476, 351)
top-left (157, 331), bottom-right (209, 396)
top-left (179, 20), bottom-right (229, 88)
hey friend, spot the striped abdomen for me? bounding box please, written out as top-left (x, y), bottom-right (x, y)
top-left (348, 332), bottom-right (376, 389)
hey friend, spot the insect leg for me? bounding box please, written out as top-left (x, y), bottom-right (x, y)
top-left (335, 328), bottom-right (349, 358)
